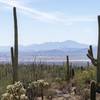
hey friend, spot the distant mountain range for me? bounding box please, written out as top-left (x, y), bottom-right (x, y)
top-left (0, 40), bottom-right (92, 51)
top-left (0, 40), bottom-right (97, 63)
top-left (23, 40), bottom-right (89, 51)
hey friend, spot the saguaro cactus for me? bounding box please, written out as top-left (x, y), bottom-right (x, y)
top-left (11, 7), bottom-right (18, 83)
top-left (66, 56), bottom-right (70, 81)
top-left (90, 81), bottom-right (96, 100)
top-left (71, 68), bottom-right (75, 79)
top-left (87, 16), bottom-right (100, 100)
top-left (97, 15), bottom-right (100, 83)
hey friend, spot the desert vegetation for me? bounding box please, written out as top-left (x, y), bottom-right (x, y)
top-left (0, 62), bottom-right (97, 100)
top-left (0, 6), bottom-right (100, 100)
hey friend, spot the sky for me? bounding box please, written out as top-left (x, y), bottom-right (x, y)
top-left (0, 0), bottom-right (99, 46)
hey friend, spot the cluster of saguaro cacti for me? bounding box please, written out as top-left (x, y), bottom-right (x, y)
top-left (87, 16), bottom-right (100, 100)
top-left (11, 7), bottom-right (18, 83)
top-left (66, 56), bottom-right (75, 81)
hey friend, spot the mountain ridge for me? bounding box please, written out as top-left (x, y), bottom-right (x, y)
top-left (0, 40), bottom-right (92, 52)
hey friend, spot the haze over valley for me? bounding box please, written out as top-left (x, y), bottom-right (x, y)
top-left (0, 40), bottom-right (96, 64)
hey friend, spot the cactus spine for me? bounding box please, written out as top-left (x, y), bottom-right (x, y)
top-left (11, 7), bottom-right (18, 83)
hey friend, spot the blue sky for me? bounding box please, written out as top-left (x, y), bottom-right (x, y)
top-left (0, 0), bottom-right (99, 46)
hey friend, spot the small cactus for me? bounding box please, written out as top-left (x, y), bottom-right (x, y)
top-left (90, 81), bottom-right (96, 100)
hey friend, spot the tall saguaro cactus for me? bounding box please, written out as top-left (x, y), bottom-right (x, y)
top-left (87, 16), bottom-right (100, 100)
top-left (97, 15), bottom-right (100, 83)
top-left (11, 7), bottom-right (18, 83)
top-left (87, 16), bottom-right (100, 83)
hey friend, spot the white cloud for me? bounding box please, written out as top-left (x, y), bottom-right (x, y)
top-left (0, 0), bottom-right (96, 25)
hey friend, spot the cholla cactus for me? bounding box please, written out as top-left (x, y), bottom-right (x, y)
top-left (37, 80), bottom-right (49, 87)
top-left (29, 79), bottom-right (49, 89)
top-left (1, 81), bottom-right (28, 100)
top-left (29, 81), bottom-right (39, 88)
top-left (36, 80), bottom-right (49, 100)
top-left (27, 80), bottom-right (49, 100)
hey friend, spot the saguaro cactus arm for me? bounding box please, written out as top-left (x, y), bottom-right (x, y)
top-left (11, 47), bottom-right (16, 84)
top-left (11, 47), bottom-right (14, 65)
top-left (87, 45), bottom-right (97, 66)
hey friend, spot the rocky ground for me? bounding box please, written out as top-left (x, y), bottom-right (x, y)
top-left (46, 81), bottom-right (88, 100)
top-left (36, 79), bottom-right (100, 100)
top-left (36, 89), bottom-right (100, 100)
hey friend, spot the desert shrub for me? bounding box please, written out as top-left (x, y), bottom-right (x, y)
top-left (75, 67), bottom-right (96, 88)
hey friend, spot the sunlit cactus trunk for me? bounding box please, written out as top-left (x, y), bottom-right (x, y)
top-left (11, 7), bottom-right (18, 83)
